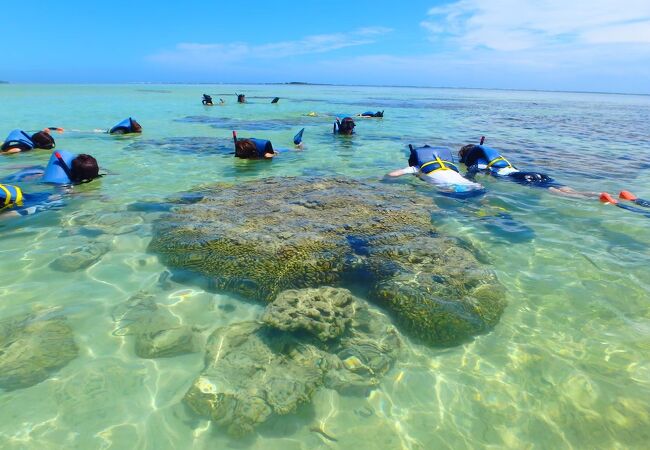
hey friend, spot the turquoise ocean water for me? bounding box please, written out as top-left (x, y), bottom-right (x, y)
top-left (1, 84), bottom-right (649, 449)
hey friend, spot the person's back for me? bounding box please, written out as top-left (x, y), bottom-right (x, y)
top-left (109, 118), bottom-right (142, 135)
top-left (2, 129), bottom-right (34, 153)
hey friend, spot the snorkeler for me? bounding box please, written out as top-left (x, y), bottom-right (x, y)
top-left (232, 128), bottom-right (305, 159)
top-left (2, 128), bottom-right (58, 154)
top-left (202, 94), bottom-right (214, 106)
top-left (237, 94), bottom-right (246, 103)
top-left (459, 137), bottom-right (598, 198)
top-left (333, 117), bottom-right (356, 135)
top-left (0, 183), bottom-right (64, 219)
top-left (357, 111), bottom-right (384, 118)
top-left (4, 150), bottom-right (101, 185)
top-left (109, 117), bottom-right (142, 135)
top-left (387, 144), bottom-right (484, 195)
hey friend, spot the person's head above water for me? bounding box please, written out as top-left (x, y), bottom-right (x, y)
top-left (335, 117), bottom-right (356, 135)
top-left (234, 138), bottom-right (275, 159)
top-left (2, 128), bottom-right (56, 153)
top-left (71, 154), bottom-right (99, 182)
top-left (202, 94), bottom-right (213, 105)
top-left (31, 129), bottom-right (56, 150)
top-left (43, 150), bottom-right (101, 184)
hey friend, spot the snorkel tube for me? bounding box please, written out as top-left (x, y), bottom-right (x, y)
top-left (54, 151), bottom-right (74, 182)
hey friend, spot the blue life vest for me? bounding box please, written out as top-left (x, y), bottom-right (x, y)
top-left (250, 138), bottom-right (272, 157)
top-left (461, 145), bottom-right (514, 172)
top-left (2, 129), bottom-right (34, 151)
top-left (0, 183), bottom-right (24, 210)
top-left (109, 117), bottom-right (139, 134)
top-left (409, 145), bottom-right (459, 174)
top-left (43, 150), bottom-right (76, 184)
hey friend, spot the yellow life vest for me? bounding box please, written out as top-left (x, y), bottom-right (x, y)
top-left (0, 183), bottom-right (24, 211)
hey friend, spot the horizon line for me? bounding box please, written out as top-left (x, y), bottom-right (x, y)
top-left (2, 80), bottom-right (648, 97)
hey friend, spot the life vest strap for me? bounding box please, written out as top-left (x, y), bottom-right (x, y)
top-left (487, 156), bottom-right (513, 169)
top-left (0, 183), bottom-right (23, 210)
top-left (421, 156), bottom-right (459, 173)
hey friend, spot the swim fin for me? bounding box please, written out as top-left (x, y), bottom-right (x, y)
top-left (600, 192), bottom-right (650, 217)
top-left (619, 191), bottom-right (650, 208)
top-left (293, 128), bottom-right (305, 145)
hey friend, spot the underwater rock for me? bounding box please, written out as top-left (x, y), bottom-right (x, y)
top-left (261, 287), bottom-right (356, 341)
top-left (149, 177), bottom-right (506, 346)
top-left (112, 291), bottom-right (200, 359)
top-left (49, 241), bottom-right (111, 272)
top-left (184, 290), bottom-right (400, 436)
top-left (0, 311), bottom-right (78, 391)
top-left (134, 325), bottom-right (199, 359)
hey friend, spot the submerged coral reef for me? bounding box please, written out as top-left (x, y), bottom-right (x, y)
top-left (149, 177), bottom-right (506, 347)
top-left (184, 287), bottom-right (401, 437)
top-left (0, 310), bottom-right (78, 391)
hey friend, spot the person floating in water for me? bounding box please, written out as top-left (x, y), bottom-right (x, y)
top-left (333, 117), bottom-right (356, 135)
top-left (202, 94), bottom-right (214, 106)
top-left (387, 144), bottom-right (484, 196)
top-left (357, 110), bottom-right (384, 118)
top-left (2, 128), bottom-right (58, 154)
top-left (0, 183), bottom-right (64, 219)
top-left (237, 94), bottom-right (246, 103)
top-left (109, 117), bottom-right (142, 135)
top-left (1, 150), bottom-right (100, 219)
top-left (232, 128), bottom-right (305, 159)
top-left (459, 137), bottom-right (598, 198)
top-left (5, 150), bottom-right (101, 185)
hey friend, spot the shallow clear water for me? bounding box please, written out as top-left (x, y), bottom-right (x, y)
top-left (1, 84), bottom-right (649, 449)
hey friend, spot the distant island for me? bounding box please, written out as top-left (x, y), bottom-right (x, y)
top-left (0, 81), bottom-right (8, 84)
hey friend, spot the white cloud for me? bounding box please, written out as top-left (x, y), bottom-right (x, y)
top-left (148, 27), bottom-right (392, 66)
top-left (422, 0), bottom-right (650, 50)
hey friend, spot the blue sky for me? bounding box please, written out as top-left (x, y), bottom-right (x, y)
top-left (1, 0), bottom-right (649, 93)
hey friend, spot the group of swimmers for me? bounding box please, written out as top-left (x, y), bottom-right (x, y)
top-left (2, 95), bottom-right (647, 220)
top-left (0, 118), bottom-right (142, 218)
top-left (388, 136), bottom-right (598, 199)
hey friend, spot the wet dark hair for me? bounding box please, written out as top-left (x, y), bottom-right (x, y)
top-left (458, 144), bottom-right (480, 165)
top-left (338, 117), bottom-right (356, 135)
top-left (235, 139), bottom-right (258, 158)
top-left (130, 119), bottom-right (143, 133)
top-left (71, 154), bottom-right (99, 182)
top-left (237, 94), bottom-right (246, 103)
top-left (31, 131), bottom-right (56, 149)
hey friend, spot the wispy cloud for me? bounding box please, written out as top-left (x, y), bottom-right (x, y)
top-left (421, 0), bottom-right (650, 50)
top-left (148, 27), bottom-right (392, 66)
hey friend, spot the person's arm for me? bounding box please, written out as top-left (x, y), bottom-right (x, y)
top-left (264, 152), bottom-right (276, 158)
top-left (548, 186), bottom-right (599, 199)
top-left (387, 166), bottom-right (417, 177)
top-left (1, 147), bottom-right (23, 154)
